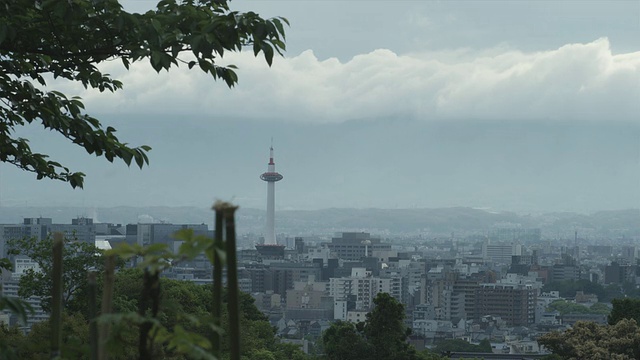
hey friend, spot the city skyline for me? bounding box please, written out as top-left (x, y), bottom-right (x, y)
top-left (0, 1), bottom-right (638, 213)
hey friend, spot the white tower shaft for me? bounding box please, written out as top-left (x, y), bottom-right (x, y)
top-left (266, 181), bottom-right (276, 244)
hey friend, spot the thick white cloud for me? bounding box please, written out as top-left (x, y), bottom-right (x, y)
top-left (71, 38), bottom-right (638, 122)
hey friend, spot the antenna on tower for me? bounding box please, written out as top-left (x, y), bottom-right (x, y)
top-left (575, 229), bottom-right (579, 262)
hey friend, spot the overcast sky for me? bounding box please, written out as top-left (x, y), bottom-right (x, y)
top-left (1, 0), bottom-right (639, 213)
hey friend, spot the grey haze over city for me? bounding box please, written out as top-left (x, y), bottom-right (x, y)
top-left (0, 1), bottom-right (638, 215)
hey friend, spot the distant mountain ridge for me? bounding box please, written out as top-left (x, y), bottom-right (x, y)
top-left (0, 206), bottom-right (637, 238)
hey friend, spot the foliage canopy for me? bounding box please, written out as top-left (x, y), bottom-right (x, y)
top-left (541, 280), bottom-right (606, 300)
top-left (0, 271), bottom-right (307, 360)
top-left (0, 0), bottom-right (287, 188)
top-left (7, 234), bottom-right (104, 313)
top-left (322, 293), bottom-right (429, 360)
top-left (538, 319), bottom-right (640, 360)
top-left (609, 298), bottom-right (640, 325)
top-left (546, 300), bottom-right (610, 316)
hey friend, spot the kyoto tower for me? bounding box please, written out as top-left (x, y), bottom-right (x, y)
top-left (259, 145), bottom-right (283, 245)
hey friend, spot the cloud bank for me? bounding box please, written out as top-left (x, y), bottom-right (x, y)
top-left (74, 38), bottom-right (638, 123)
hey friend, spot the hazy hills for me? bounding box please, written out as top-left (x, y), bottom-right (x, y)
top-left (0, 206), bottom-right (637, 239)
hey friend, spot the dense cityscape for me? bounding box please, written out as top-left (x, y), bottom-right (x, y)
top-left (1, 146), bottom-right (638, 358)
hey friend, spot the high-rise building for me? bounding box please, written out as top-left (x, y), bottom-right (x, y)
top-left (327, 232), bottom-right (391, 261)
top-left (474, 283), bottom-right (537, 326)
top-left (482, 241), bottom-right (522, 264)
top-left (0, 217), bottom-right (96, 257)
top-left (604, 261), bottom-right (639, 284)
top-left (329, 267), bottom-right (402, 311)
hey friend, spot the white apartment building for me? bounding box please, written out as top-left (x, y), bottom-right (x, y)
top-left (329, 268), bottom-right (402, 312)
top-left (0, 257), bottom-right (48, 329)
top-left (482, 242), bottom-right (522, 264)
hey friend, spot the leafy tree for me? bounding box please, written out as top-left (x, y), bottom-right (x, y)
top-left (0, 312), bottom-right (91, 359)
top-left (249, 349), bottom-right (278, 360)
top-left (539, 355), bottom-right (563, 360)
top-left (109, 266), bottom-right (311, 359)
top-left (538, 318), bottom-right (640, 359)
top-left (322, 293), bottom-right (420, 360)
top-left (542, 280), bottom-right (606, 300)
top-left (417, 350), bottom-right (447, 360)
top-left (589, 302), bottom-right (611, 315)
top-left (477, 338), bottom-right (493, 352)
top-left (322, 321), bottom-right (371, 360)
top-left (1, 267), bottom-right (308, 360)
top-left (7, 234), bottom-right (104, 313)
top-left (271, 342), bottom-right (309, 360)
top-left (0, 0), bottom-right (287, 188)
top-left (547, 300), bottom-right (590, 315)
top-left (609, 298), bottom-right (640, 325)
top-left (0, 324), bottom-right (29, 360)
top-left (546, 300), bottom-right (609, 316)
top-left (363, 292), bottom-right (417, 360)
top-left (248, 345), bottom-right (311, 360)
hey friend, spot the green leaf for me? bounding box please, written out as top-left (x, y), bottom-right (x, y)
top-left (121, 149), bottom-right (133, 166)
top-left (272, 18), bottom-right (287, 40)
top-left (0, 24), bottom-right (7, 44)
top-left (134, 152), bottom-right (145, 168)
top-left (150, 18), bottom-right (162, 33)
top-left (106, 242), bottom-right (142, 259)
top-left (0, 258), bottom-right (12, 271)
top-left (144, 243), bottom-right (169, 255)
top-left (262, 42), bottom-right (274, 66)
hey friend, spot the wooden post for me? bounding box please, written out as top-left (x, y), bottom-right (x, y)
top-left (99, 255), bottom-right (116, 360)
top-left (88, 272), bottom-right (98, 360)
top-left (224, 205), bottom-right (240, 360)
top-left (50, 232), bottom-right (64, 359)
top-left (212, 208), bottom-right (224, 358)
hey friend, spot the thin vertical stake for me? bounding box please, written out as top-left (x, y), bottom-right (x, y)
top-left (88, 272), bottom-right (98, 360)
top-left (212, 209), bottom-right (224, 358)
top-left (224, 206), bottom-right (240, 360)
top-left (51, 233), bottom-right (64, 359)
top-left (99, 255), bottom-right (116, 360)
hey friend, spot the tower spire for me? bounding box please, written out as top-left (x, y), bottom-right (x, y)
top-left (269, 137), bottom-right (275, 165)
